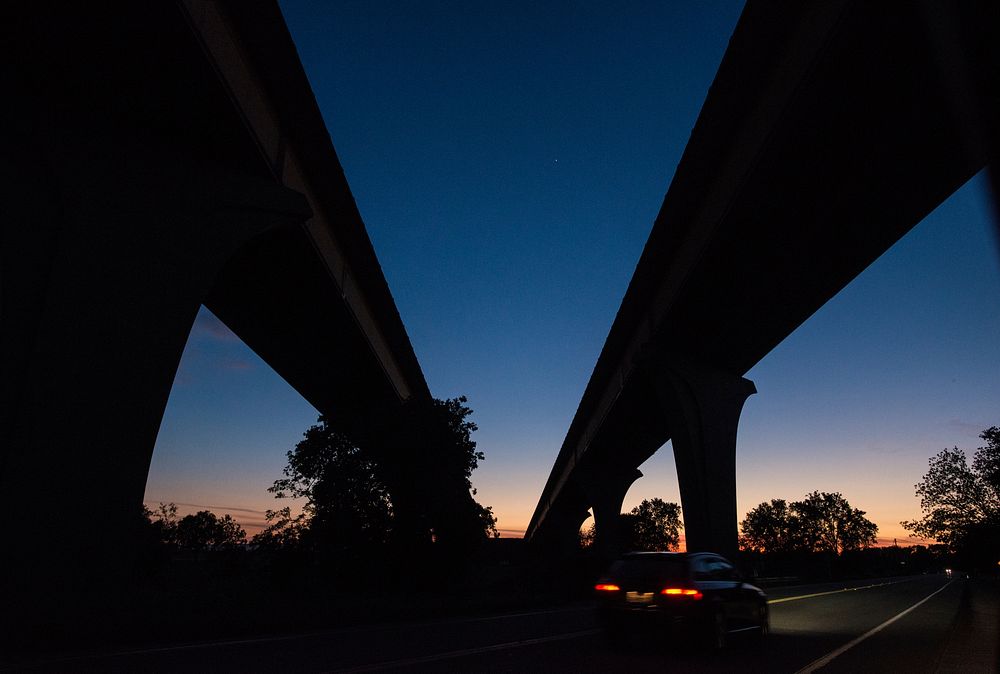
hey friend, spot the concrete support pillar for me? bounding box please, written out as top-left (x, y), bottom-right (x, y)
top-left (0, 134), bottom-right (311, 625)
top-left (650, 355), bottom-right (755, 560)
top-left (532, 500), bottom-right (592, 557)
top-left (577, 466), bottom-right (643, 560)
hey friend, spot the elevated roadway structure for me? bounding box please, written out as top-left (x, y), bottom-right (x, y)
top-left (1, 1), bottom-right (429, 612)
top-left (526, 0), bottom-right (999, 558)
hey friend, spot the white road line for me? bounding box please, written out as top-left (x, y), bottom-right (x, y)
top-left (768, 578), bottom-right (919, 604)
top-left (793, 580), bottom-right (954, 674)
top-left (329, 628), bottom-right (602, 673)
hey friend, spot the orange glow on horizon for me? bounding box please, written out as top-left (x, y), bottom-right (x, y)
top-left (497, 528), bottom-right (526, 538)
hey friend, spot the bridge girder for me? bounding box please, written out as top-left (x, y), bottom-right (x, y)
top-left (527, 0), bottom-right (1000, 555)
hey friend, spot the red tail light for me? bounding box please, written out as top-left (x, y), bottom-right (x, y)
top-left (595, 583), bottom-right (620, 592)
top-left (660, 588), bottom-right (703, 600)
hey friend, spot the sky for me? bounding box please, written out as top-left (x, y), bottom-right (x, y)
top-left (145, 1), bottom-right (1000, 543)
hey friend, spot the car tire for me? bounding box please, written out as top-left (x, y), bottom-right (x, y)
top-left (708, 610), bottom-right (727, 650)
top-left (755, 604), bottom-right (769, 641)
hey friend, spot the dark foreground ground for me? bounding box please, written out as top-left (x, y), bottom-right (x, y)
top-left (4, 575), bottom-right (997, 673)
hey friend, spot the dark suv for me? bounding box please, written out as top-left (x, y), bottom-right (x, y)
top-left (594, 551), bottom-right (768, 648)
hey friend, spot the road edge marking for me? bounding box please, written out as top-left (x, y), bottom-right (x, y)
top-left (768, 578), bottom-right (918, 605)
top-left (793, 580), bottom-right (954, 674)
top-left (329, 628), bottom-right (602, 673)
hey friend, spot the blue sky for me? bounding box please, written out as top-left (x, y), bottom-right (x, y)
top-left (145, 1), bottom-right (1000, 540)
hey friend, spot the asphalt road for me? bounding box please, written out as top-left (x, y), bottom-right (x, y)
top-left (6, 575), bottom-right (986, 673)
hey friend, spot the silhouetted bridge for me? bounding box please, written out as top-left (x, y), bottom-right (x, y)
top-left (2, 0), bottom-right (428, 608)
top-left (526, 0), bottom-right (999, 558)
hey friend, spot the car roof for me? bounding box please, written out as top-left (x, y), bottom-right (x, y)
top-left (619, 552), bottom-right (689, 565)
top-left (618, 551), bottom-right (723, 561)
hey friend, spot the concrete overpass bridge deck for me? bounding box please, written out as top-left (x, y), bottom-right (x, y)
top-left (1, 0), bottom-right (429, 602)
top-left (526, 0), bottom-right (999, 557)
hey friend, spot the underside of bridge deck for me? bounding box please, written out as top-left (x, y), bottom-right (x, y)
top-left (527, 0), bottom-right (1000, 558)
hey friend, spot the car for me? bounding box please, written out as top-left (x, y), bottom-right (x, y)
top-left (594, 551), bottom-right (768, 649)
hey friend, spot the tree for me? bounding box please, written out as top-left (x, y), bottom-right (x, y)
top-left (268, 417), bottom-right (393, 552)
top-left (250, 506), bottom-right (312, 549)
top-left (143, 502), bottom-right (179, 546)
top-left (902, 427), bottom-right (1000, 566)
top-left (581, 498), bottom-right (683, 552)
top-left (739, 492), bottom-right (877, 554)
top-left (362, 396), bottom-right (498, 551)
top-left (174, 511), bottom-right (246, 549)
top-left (740, 499), bottom-right (796, 553)
top-left (136, 502), bottom-right (179, 569)
top-left (268, 397), bottom-right (498, 556)
top-left (623, 498), bottom-right (683, 551)
top-left (792, 491), bottom-right (878, 554)
top-left (142, 504), bottom-right (246, 550)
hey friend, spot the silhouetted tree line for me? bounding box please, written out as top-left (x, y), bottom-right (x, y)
top-left (140, 397), bottom-right (498, 580)
top-left (138, 502), bottom-right (247, 568)
top-left (261, 397), bottom-right (497, 559)
top-left (735, 426), bottom-right (1000, 579)
top-left (903, 426), bottom-right (999, 573)
top-left (740, 491), bottom-right (878, 555)
top-left (740, 540), bottom-right (951, 581)
top-left (736, 491), bottom-right (879, 580)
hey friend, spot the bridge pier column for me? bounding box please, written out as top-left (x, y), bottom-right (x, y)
top-left (522, 475), bottom-right (592, 558)
top-left (650, 355), bottom-right (755, 560)
top-left (531, 498), bottom-right (592, 557)
top-left (578, 467), bottom-right (643, 560)
top-left (1, 134), bottom-right (311, 631)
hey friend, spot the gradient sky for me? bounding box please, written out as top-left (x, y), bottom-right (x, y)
top-left (145, 1), bottom-right (1000, 542)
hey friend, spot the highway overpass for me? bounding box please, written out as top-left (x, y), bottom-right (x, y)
top-left (1, 1), bottom-right (429, 610)
top-left (526, 0), bottom-right (999, 558)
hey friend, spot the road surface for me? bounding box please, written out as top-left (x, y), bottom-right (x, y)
top-left (7, 575), bottom-right (993, 673)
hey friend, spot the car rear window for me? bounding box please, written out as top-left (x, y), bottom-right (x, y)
top-left (608, 557), bottom-right (688, 584)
